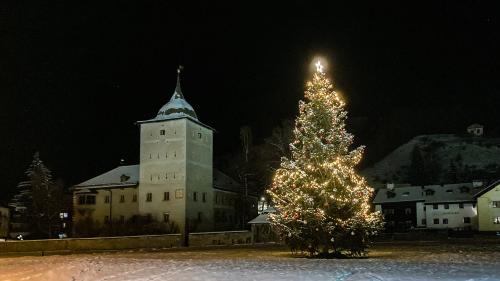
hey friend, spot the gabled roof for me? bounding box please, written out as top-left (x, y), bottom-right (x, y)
top-left (248, 213), bottom-right (270, 224)
top-left (73, 164), bottom-right (247, 195)
top-left (373, 186), bottom-right (424, 204)
top-left (373, 182), bottom-right (478, 204)
top-left (473, 180), bottom-right (500, 198)
top-left (74, 165), bottom-right (139, 189)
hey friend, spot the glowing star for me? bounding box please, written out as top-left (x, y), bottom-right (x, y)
top-left (315, 61), bottom-right (324, 73)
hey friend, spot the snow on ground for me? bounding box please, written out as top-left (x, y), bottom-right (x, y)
top-left (1, 243), bottom-right (500, 281)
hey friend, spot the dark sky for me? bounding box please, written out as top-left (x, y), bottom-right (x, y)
top-left (1, 2), bottom-right (499, 200)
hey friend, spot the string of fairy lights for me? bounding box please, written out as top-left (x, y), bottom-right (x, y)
top-left (267, 60), bottom-right (383, 254)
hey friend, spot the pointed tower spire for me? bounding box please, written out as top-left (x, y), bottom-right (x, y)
top-left (174, 65), bottom-right (184, 99)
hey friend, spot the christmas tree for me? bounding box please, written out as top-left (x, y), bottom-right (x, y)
top-left (268, 61), bottom-right (383, 257)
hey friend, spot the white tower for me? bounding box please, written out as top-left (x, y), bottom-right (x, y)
top-left (136, 67), bottom-right (214, 233)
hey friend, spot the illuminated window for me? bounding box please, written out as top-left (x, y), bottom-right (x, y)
top-left (175, 189), bottom-right (183, 199)
top-left (146, 193), bottom-right (152, 202)
top-left (494, 217), bottom-right (500, 224)
top-left (492, 201), bottom-right (500, 208)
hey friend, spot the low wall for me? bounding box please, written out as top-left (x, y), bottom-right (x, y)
top-left (0, 234), bottom-right (181, 254)
top-left (189, 230), bottom-right (252, 247)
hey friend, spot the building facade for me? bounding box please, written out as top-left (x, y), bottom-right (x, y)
top-left (0, 206), bottom-right (9, 238)
top-left (73, 69), bottom-right (255, 235)
top-left (374, 183), bottom-right (481, 231)
top-left (474, 180), bottom-right (500, 232)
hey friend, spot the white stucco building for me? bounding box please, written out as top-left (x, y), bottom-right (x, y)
top-left (73, 69), bottom-right (256, 235)
top-left (374, 182), bottom-right (482, 231)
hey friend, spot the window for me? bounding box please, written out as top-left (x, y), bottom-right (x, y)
top-left (423, 206), bottom-right (426, 211)
top-left (422, 219), bottom-right (427, 225)
top-left (494, 217), bottom-right (500, 224)
top-left (193, 192), bottom-right (198, 202)
top-left (404, 208), bottom-right (412, 215)
top-left (425, 189), bottom-right (435, 196)
top-left (175, 189), bottom-right (183, 199)
top-left (463, 217), bottom-right (471, 223)
top-left (202, 192), bottom-right (207, 203)
top-left (146, 193), bottom-right (152, 202)
top-left (443, 218), bottom-right (448, 224)
top-left (104, 216), bottom-right (110, 224)
top-left (85, 196), bottom-right (96, 205)
top-left (433, 218), bottom-right (439, 224)
top-left (197, 132), bottom-right (202, 139)
top-left (198, 212), bottom-right (202, 222)
top-left (120, 195), bottom-right (125, 203)
top-left (105, 195), bottom-right (110, 204)
top-left (160, 130), bottom-right (165, 135)
top-left (492, 201), bottom-right (500, 208)
top-left (163, 213), bottom-right (170, 223)
top-left (78, 196), bottom-right (86, 205)
top-left (383, 208), bottom-right (394, 215)
top-left (444, 204), bottom-right (449, 210)
top-left (132, 194), bottom-right (137, 202)
top-left (433, 204), bottom-right (438, 210)
top-left (163, 192), bottom-right (170, 201)
top-left (459, 203), bottom-right (464, 209)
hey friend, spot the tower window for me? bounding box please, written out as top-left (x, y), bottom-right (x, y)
top-left (175, 189), bottom-right (183, 199)
top-left (146, 193), bottom-right (152, 202)
top-left (160, 130), bottom-right (165, 135)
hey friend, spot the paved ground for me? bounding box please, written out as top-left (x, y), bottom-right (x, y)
top-left (0, 242), bottom-right (500, 280)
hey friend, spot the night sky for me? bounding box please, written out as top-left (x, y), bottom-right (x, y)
top-left (1, 2), bottom-right (499, 201)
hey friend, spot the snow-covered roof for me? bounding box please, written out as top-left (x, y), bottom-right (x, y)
top-left (373, 182), bottom-right (478, 204)
top-left (74, 165), bottom-right (139, 188)
top-left (74, 164), bottom-right (246, 195)
top-left (137, 72), bottom-right (198, 123)
top-left (248, 213), bottom-right (270, 224)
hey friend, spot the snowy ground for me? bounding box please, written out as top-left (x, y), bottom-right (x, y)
top-left (1, 242), bottom-right (500, 281)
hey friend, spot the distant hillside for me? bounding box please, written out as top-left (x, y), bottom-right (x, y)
top-left (363, 134), bottom-right (500, 185)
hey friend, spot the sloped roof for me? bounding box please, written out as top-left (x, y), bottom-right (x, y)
top-left (373, 186), bottom-right (424, 204)
top-left (373, 182), bottom-right (478, 204)
top-left (213, 169), bottom-right (243, 193)
top-left (248, 213), bottom-right (270, 224)
top-left (473, 180), bottom-right (500, 198)
top-left (74, 165), bottom-right (244, 194)
top-left (74, 165), bottom-right (139, 188)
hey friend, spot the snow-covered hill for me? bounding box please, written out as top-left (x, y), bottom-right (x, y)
top-left (363, 134), bottom-right (500, 185)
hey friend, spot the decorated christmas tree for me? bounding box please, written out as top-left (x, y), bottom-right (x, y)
top-left (268, 61), bottom-right (383, 257)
